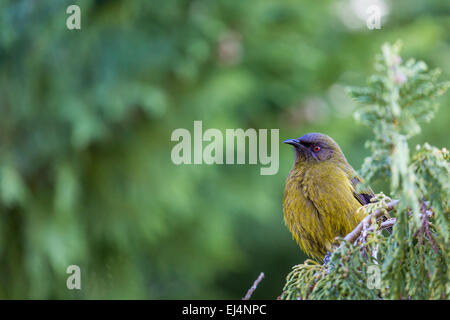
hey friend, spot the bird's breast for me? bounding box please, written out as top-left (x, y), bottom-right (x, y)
top-left (283, 163), bottom-right (365, 258)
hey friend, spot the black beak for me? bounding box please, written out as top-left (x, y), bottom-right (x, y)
top-left (283, 138), bottom-right (303, 148)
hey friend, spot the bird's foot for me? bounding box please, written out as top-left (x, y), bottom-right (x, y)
top-left (323, 252), bottom-right (331, 265)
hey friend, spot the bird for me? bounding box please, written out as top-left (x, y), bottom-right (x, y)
top-left (282, 133), bottom-right (374, 260)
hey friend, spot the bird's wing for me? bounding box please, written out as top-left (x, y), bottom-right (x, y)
top-left (350, 174), bottom-right (375, 206)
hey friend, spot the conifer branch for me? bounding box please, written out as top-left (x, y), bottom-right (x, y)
top-left (343, 199), bottom-right (399, 244)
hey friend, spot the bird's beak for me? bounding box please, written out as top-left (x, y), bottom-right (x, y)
top-left (283, 138), bottom-right (304, 149)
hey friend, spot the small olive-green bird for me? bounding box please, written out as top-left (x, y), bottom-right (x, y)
top-left (283, 133), bottom-right (374, 260)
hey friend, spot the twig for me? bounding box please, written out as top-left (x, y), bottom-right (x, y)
top-left (242, 272), bottom-right (264, 300)
top-left (367, 218), bottom-right (397, 233)
top-left (424, 218), bottom-right (439, 254)
top-left (412, 202), bottom-right (439, 253)
top-left (343, 199), bottom-right (400, 244)
top-left (421, 201), bottom-right (439, 254)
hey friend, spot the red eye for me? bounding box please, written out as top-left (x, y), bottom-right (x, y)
top-left (313, 146), bottom-right (321, 152)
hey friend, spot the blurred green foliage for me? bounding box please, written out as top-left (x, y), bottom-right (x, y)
top-left (0, 0), bottom-right (448, 299)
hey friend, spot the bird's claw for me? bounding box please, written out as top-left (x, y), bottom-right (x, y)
top-left (323, 252), bottom-right (331, 265)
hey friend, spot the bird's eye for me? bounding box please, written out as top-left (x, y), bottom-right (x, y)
top-left (313, 146), bottom-right (321, 152)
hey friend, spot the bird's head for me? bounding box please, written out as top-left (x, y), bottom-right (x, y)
top-left (283, 133), bottom-right (348, 166)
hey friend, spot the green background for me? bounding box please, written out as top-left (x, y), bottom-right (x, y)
top-left (0, 0), bottom-right (448, 299)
